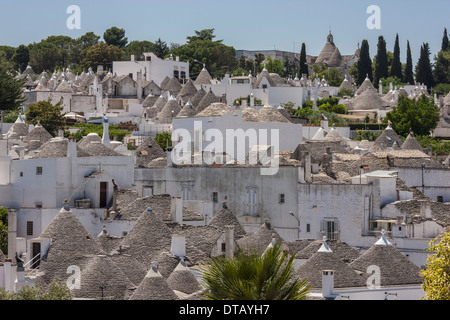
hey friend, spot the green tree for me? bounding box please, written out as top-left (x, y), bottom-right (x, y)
top-left (357, 40), bottom-right (372, 85)
top-left (70, 32), bottom-right (101, 68)
top-left (390, 34), bottom-right (402, 79)
top-left (415, 43), bottom-right (434, 89)
top-left (385, 95), bottom-right (440, 137)
top-left (155, 131), bottom-right (172, 151)
top-left (25, 98), bottom-right (66, 136)
top-left (124, 40), bottom-right (156, 61)
top-left (404, 40), bottom-right (414, 84)
top-left (29, 41), bottom-right (60, 73)
top-left (153, 38), bottom-right (169, 59)
top-left (299, 42), bottom-right (308, 77)
top-left (264, 55), bottom-right (284, 75)
top-left (254, 53), bottom-right (265, 73)
top-left (103, 27), bottom-right (128, 48)
top-left (11, 45), bottom-right (30, 73)
top-left (170, 33), bottom-right (236, 79)
top-left (238, 54), bottom-right (247, 69)
top-left (374, 36), bottom-right (389, 87)
top-left (200, 242), bottom-right (310, 300)
top-left (441, 28), bottom-right (449, 52)
top-left (83, 42), bottom-right (123, 71)
top-left (0, 279), bottom-right (72, 300)
top-left (420, 231), bottom-right (450, 300)
top-left (45, 35), bottom-right (75, 68)
top-left (0, 52), bottom-right (26, 111)
top-left (0, 46), bottom-right (16, 62)
top-left (433, 50), bottom-right (450, 85)
top-left (0, 207), bottom-right (7, 255)
top-left (187, 29), bottom-right (220, 43)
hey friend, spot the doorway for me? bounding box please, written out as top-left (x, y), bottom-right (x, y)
top-left (100, 182), bottom-right (108, 208)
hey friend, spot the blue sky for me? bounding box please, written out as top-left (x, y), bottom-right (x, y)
top-left (0, 0), bottom-right (448, 64)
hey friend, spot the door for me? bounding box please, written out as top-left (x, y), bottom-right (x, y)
top-left (100, 182), bottom-right (108, 208)
top-left (31, 242), bottom-right (41, 269)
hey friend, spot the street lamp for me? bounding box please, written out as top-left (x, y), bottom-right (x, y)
top-left (289, 211), bottom-right (300, 239)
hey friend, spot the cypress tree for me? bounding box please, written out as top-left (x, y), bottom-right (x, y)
top-left (404, 40), bottom-right (414, 84)
top-left (390, 34), bottom-right (402, 79)
top-left (415, 42), bottom-right (434, 89)
top-left (299, 42), bottom-right (308, 77)
top-left (357, 39), bottom-right (372, 85)
top-left (442, 28), bottom-right (449, 51)
top-left (374, 36), bottom-right (389, 87)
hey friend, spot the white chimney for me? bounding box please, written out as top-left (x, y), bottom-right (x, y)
top-left (3, 259), bottom-right (13, 292)
top-left (250, 93), bottom-right (255, 107)
top-left (322, 270), bottom-right (335, 299)
top-left (171, 197), bottom-right (183, 223)
top-left (18, 146), bottom-right (24, 160)
top-left (102, 116), bottom-right (110, 148)
top-left (8, 209), bottom-right (17, 259)
top-left (137, 70), bottom-right (143, 100)
top-left (170, 234), bottom-right (186, 258)
top-left (224, 225), bottom-right (235, 258)
top-left (421, 201), bottom-right (432, 220)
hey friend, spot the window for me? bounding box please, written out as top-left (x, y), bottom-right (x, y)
top-left (173, 70), bottom-right (179, 79)
top-left (122, 231), bottom-right (128, 237)
top-left (279, 194), bottom-right (285, 204)
top-left (182, 187), bottom-right (190, 200)
top-left (36, 167), bottom-right (43, 175)
top-left (143, 186), bottom-right (153, 197)
top-left (306, 224), bottom-right (311, 233)
top-left (26, 221), bottom-right (33, 236)
top-left (320, 219), bottom-right (340, 240)
top-left (212, 192), bottom-right (218, 203)
top-left (128, 73), bottom-right (133, 79)
top-left (180, 71), bottom-right (186, 80)
top-left (221, 243), bottom-right (226, 253)
top-left (35, 203), bottom-right (43, 209)
top-left (246, 188), bottom-right (257, 216)
top-left (20, 172), bottom-right (23, 177)
top-left (262, 84), bottom-right (268, 89)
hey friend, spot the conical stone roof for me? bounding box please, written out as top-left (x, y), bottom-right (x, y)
top-left (160, 76), bottom-right (171, 91)
top-left (349, 232), bottom-right (423, 286)
top-left (23, 123), bottom-right (53, 144)
top-left (401, 132), bottom-right (423, 152)
top-left (356, 77), bottom-right (376, 95)
top-left (119, 208), bottom-right (172, 269)
top-left (207, 203), bottom-right (247, 238)
top-left (189, 87), bottom-right (207, 109)
top-left (237, 221), bottom-right (284, 254)
top-left (176, 79), bottom-right (198, 102)
top-left (134, 136), bottom-right (166, 168)
top-left (156, 96), bottom-right (182, 123)
top-left (72, 254), bottom-right (136, 300)
top-left (142, 94), bottom-right (159, 108)
top-left (176, 100), bottom-right (196, 118)
top-left (163, 77), bottom-right (183, 96)
top-left (35, 203), bottom-right (105, 287)
top-left (166, 260), bottom-right (200, 295)
top-left (369, 123), bottom-right (403, 152)
top-left (294, 241), bottom-right (366, 289)
top-left (195, 89), bottom-right (220, 114)
top-left (128, 264), bottom-right (179, 300)
top-left (109, 252), bottom-right (148, 287)
top-left (194, 67), bottom-right (213, 86)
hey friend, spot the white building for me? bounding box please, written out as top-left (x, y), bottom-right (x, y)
top-left (113, 53), bottom-right (190, 87)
